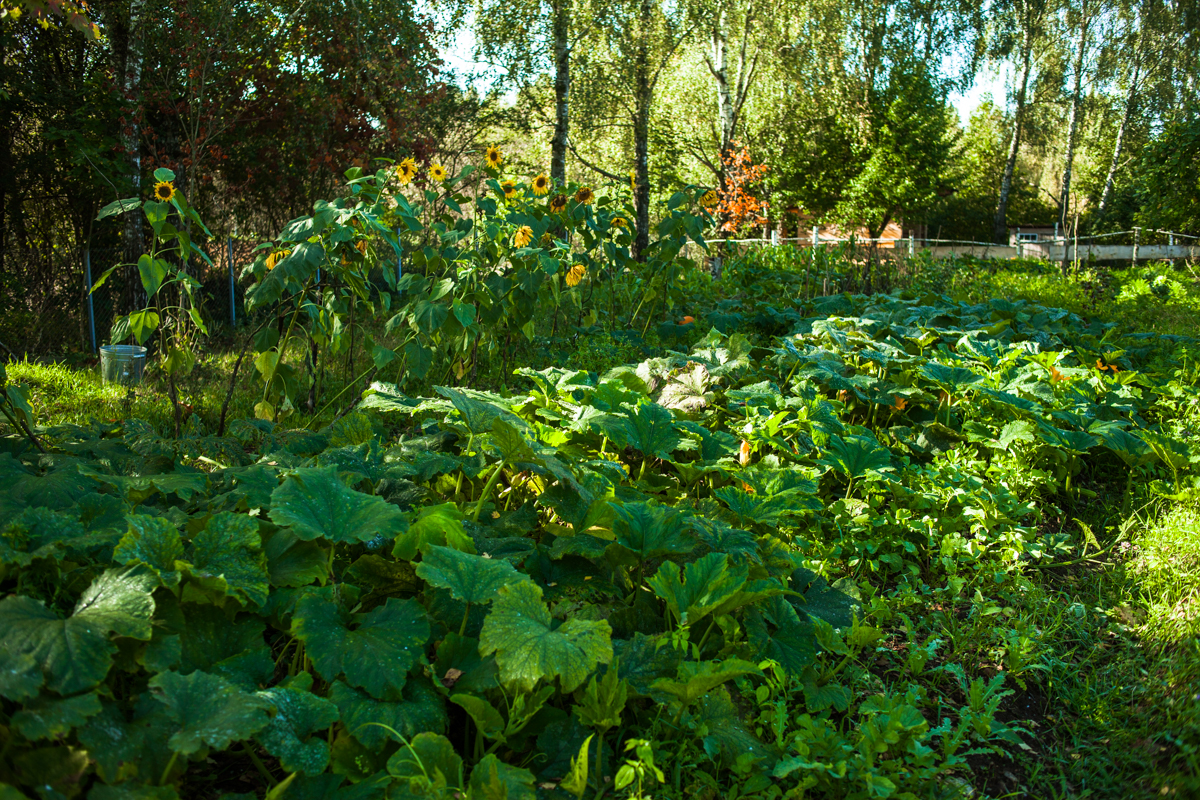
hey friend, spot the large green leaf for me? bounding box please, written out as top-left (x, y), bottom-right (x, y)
top-left (649, 659), bottom-right (762, 707)
top-left (647, 553), bottom-right (748, 625)
top-left (392, 502), bottom-right (475, 560)
top-left (479, 580), bottom-right (612, 692)
top-left (919, 361), bottom-right (984, 392)
top-left (609, 501), bottom-right (694, 562)
top-left (602, 402), bottom-right (682, 460)
top-left (11, 692), bottom-right (102, 740)
top-left (0, 568), bottom-right (155, 698)
top-left (186, 512), bottom-right (269, 607)
top-left (113, 514), bottom-right (185, 588)
top-left (818, 434), bottom-right (892, 481)
top-left (386, 732), bottom-right (464, 791)
top-left (270, 465), bottom-right (407, 544)
top-left (329, 678), bottom-right (447, 752)
top-left (0, 507), bottom-right (86, 567)
top-left (255, 676), bottom-right (340, 776)
top-left (468, 754), bottom-right (537, 800)
top-left (415, 544), bottom-right (527, 605)
top-left (292, 587), bottom-right (430, 699)
top-left (149, 670), bottom-right (273, 755)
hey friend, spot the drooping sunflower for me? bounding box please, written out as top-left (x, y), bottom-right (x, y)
top-left (549, 194), bottom-right (568, 213)
top-left (565, 263), bottom-right (586, 287)
top-left (153, 181), bottom-right (176, 202)
top-left (397, 157), bottom-right (417, 185)
top-left (355, 240), bottom-right (369, 256)
top-left (485, 146), bottom-right (503, 169)
top-left (266, 249), bottom-right (291, 270)
top-left (540, 232), bottom-right (554, 247)
top-left (429, 163), bottom-right (448, 182)
top-left (531, 174), bottom-right (550, 196)
top-left (501, 180), bottom-right (518, 199)
top-left (612, 217), bottom-right (628, 229)
top-left (513, 226), bottom-right (533, 248)
top-left (700, 189), bottom-right (718, 208)
top-left (574, 186), bottom-right (595, 205)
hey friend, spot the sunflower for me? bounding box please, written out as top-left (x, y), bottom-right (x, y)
top-left (574, 186), bottom-right (594, 205)
top-left (355, 240), bottom-right (369, 256)
top-left (531, 174), bottom-right (550, 196)
top-left (549, 194), bottom-right (568, 213)
top-left (513, 226), bottom-right (533, 248)
top-left (700, 189), bottom-right (718, 208)
top-left (485, 146), bottom-right (503, 169)
top-left (501, 180), bottom-right (518, 200)
top-left (565, 263), bottom-right (586, 287)
top-left (153, 180), bottom-right (176, 202)
top-left (540, 232), bottom-right (554, 247)
top-left (612, 216), bottom-right (628, 228)
top-left (265, 249), bottom-right (291, 270)
top-left (397, 157), bottom-right (417, 185)
top-left (629, 170), bottom-right (637, 191)
top-left (429, 163), bottom-right (448, 182)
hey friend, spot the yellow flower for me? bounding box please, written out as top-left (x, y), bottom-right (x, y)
top-left (485, 146), bottom-right (503, 169)
top-left (629, 170), bottom-right (637, 191)
top-left (540, 232), bottom-right (554, 247)
top-left (565, 263), bottom-right (586, 287)
top-left (153, 181), bottom-right (175, 202)
top-left (355, 240), bottom-right (369, 256)
top-left (531, 174), bottom-right (550, 195)
top-left (429, 163), bottom-right (448, 182)
top-left (513, 226), bottom-right (533, 247)
top-left (501, 180), bottom-right (518, 199)
top-left (700, 189), bottom-right (718, 208)
top-left (397, 157), bottom-right (417, 185)
top-left (266, 249), bottom-right (290, 270)
top-left (612, 217), bottom-right (628, 228)
top-left (549, 194), bottom-right (567, 212)
top-left (574, 186), bottom-right (594, 205)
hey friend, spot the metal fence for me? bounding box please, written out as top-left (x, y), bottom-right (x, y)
top-left (1, 238), bottom-right (253, 360)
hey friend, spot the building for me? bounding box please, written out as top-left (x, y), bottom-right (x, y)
top-left (1008, 226), bottom-right (1059, 247)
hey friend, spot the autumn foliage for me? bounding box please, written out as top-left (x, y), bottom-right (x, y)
top-left (716, 141), bottom-right (769, 234)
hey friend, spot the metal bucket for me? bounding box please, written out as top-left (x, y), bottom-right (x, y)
top-left (100, 345), bottom-right (147, 386)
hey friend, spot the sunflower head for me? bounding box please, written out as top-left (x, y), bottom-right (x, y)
top-left (532, 174), bottom-right (550, 196)
top-left (574, 187), bottom-right (595, 205)
top-left (265, 249), bottom-right (290, 270)
top-left (540, 232), bottom-right (554, 247)
top-left (565, 263), bottom-right (586, 287)
top-left (513, 226), bottom-right (533, 248)
top-left (153, 180), bottom-right (176, 202)
top-left (501, 180), bottom-right (517, 199)
top-left (397, 157), bottom-right (417, 185)
top-left (355, 240), bottom-right (369, 256)
top-left (429, 163), bottom-right (448, 182)
top-left (549, 194), bottom-right (568, 213)
top-left (612, 217), bottom-right (628, 229)
top-left (485, 146), bottom-right (503, 169)
top-left (700, 189), bottom-right (718, 208)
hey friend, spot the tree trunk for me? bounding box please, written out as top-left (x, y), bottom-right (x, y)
top-left (1098, 50), bottom-right (1140, 215)
top-left (633, 0), bottom-right (652, 258)
top-left (109, 0), bottom-right (149, 313)
top-left (1057, 0), bottom-right (1090, 239)
top-left (993, 22), bottom-right (1035, 245)
top-left (708, 3), bottom-right (734, 157)
top-left (550, 0), bottom-right (571, 186)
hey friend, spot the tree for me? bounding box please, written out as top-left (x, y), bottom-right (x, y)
top-left (991, 0), bottom-right (1050, 244)
top-left (714, 141), bottom-right (768, 234)
top-left (1134, 115), bottom-right (1200, 234)
top-left (831, 66), bottom-right (955, 241)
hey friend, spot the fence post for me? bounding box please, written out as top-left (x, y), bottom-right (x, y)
top-left (1169, 232), bottom-right (1175, 247)
top-left (84, 247), bottom-right (96, 353)
top-left (908, 235), bottom-right (914, 257)
top-left (811, 226), bottom-right (818, 248)
top-left (1132, 227), bottom-right (1140, 265)
top-left (227, 236), bottom-right (236, 327)
top-left (771, 229), bottom-right (779, 246)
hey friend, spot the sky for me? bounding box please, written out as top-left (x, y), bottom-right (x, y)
top-left (438, 30), bottom-right (1013, 126)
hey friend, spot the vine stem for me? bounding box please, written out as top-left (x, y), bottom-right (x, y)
top-left (159, 751), bottom-right (180, 786)
top-left (244, 743), bottom-right (277, 787)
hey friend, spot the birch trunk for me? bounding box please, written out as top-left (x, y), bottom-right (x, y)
top-left (993, 23), bottom-right (1035, 244)
top-left (550, 0), bottom-right (571, 186)
top-left (1057, 0), bottom-right (1090, 236)
top-left (633, 0), bottom-right (652, 258)
top-left (1098, 52), bottom-right (1140, 214)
